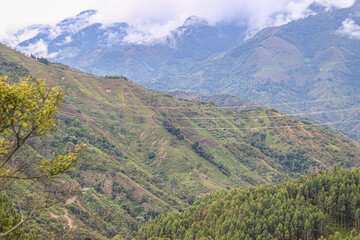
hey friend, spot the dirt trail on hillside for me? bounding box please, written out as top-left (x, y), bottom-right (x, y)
top-left (49, 208), bottom-right (75, 229)
top-left (63, 209), bottom-right (74, 228)
top-left (65, 196), bottom-right (76, 205)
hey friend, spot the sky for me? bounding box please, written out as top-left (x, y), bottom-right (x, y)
top-left (0, 0), bottom-right (356, 42)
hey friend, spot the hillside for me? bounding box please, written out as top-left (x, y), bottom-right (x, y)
top-left (7, 4), bottom-right (360, 145)
top-left (165, 91), bottom-right (256, 110)
top-left (150, 2), bottom-right (360, 143)
top-left (1, 43), bottom-right (360, 239)
top-left (137, 165), bottom-right (360, 240)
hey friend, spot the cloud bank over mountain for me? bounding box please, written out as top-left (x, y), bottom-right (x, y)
top-left (0, 0), bottom-right (355, 56)
top-left (89, 0), bottom-right (355, 41)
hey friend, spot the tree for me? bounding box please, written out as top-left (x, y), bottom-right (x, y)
top-left (355, 209), bottom-right (360, 230)
top-left (0, 76), bottom-right (84, 237)
top-left (0, 194), bottom-right (36, 239)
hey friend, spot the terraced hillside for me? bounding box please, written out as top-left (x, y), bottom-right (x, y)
top-left (1, 43), bottom-right (360, 239)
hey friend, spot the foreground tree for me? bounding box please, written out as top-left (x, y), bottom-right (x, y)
top-left (0, 76), bottom-right (84, 237)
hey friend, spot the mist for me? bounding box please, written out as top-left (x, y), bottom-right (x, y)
top-left (0, 0), bottom-right (356, 46)
top-left (89, 0), bottom-right (356, 42)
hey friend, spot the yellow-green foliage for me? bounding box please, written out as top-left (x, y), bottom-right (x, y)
top-left (0, 76), bottom-right (83, 181)
top-left (0, 76), bottom-right (84, 238)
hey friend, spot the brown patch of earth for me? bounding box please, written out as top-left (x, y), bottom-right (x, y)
top-left (102, 178), bottom-right (113, 197)
top-left (151, 139), bottom-right (160, 148)
top-left (202, 139), bottom-right (219, 147)
top-left (50, 209), bottom-right (75, 229)
top-left (63, 209), bottom-right (74, 229)
top-left (118, 132), bottom-right (126, 139)
top-left (251, 127), bottom-right (259, 132)
top-left (139, 131), bottom-right (145, 140)
top-left (82, 170), bottom-right (96, 184)
top-left (50, 212), bottom-right (61, 218)
top-left (158, 140), bottom-right (168, 155)
top-left (65, 196), bottom-right (76, 205)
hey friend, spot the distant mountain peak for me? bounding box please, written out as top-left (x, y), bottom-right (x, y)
top-left (183, 16), bottom-right (208, 26)
top-left (57, 9), bottom-right (96, 31)
top-left (77, 9), bottom-right (97, 17)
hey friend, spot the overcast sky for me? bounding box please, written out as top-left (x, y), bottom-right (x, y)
top-left (0, 0), bottom-right (355, 40)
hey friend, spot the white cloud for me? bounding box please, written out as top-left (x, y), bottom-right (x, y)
top-left (0, 0), bottom-right (356, 44)
top-left (89, 0), bottom-right (356, 42)
top-left (0, 0), bottom-right (96, 40)
top-left (3, 27), bottom-right (41, 47)
top-left (122, 20), bottom-right (184, 44)
top-left (60, 10), bottom-right (95, 34)
top-left (65, 36), bottom-right (72, 43)
top-left (314, 0), bottom-right (354, 9)
top-left (337, 18), bottom-right (360, 40)
top-left (17, 39), bottom-right (59, 58)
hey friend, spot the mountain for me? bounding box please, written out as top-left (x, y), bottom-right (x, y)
top-left (5, 12), bottom-right (247, 82)
top-left (149, 2), bottom-right (360, 143)
top-left (137, 165), bottom-right (360, 240)
top-left (6, 4), bottom-right (360, 144)
top-left (1, 43), bottom-right (360, 239)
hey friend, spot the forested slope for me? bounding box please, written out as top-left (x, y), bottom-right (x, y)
top-left (138, 165), bottom-right (360, 240)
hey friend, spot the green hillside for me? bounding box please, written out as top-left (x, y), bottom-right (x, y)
top-left (1, 43), bottom-right (360, 239)
top-left (138, 165), bottom-right (360, 240)
top-left (151, 3), bottom-right (360, 143)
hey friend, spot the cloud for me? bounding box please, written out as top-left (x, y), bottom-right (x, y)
top-left (314, 0), bottom-right (355, 9)
top-left (89, 0), bottom-right (356, 42)
top-left (3, 27), bottom-right (41, 47)
top-left (337, 18), bottom-right (360, 40)
top-left (0, 0), bottom-right (356, 45)
top-left (17, 39), bottom-right (59, 58)
top-left (0, 0), bottom-right (96, 40)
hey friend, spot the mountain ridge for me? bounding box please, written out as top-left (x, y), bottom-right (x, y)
top-left (3, 12), bottom-right (247, 81)
top-left (149, 3), bottom-right (360, 142)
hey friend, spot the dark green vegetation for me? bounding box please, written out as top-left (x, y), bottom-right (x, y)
top-left (151, 3), bottom-right (360, 143)
top-left (138, 165), bottom-right (360, 240)
top-left (1, 43), bottom-right (360, 239)
top-left (0, 194), bottom-right (36, 240)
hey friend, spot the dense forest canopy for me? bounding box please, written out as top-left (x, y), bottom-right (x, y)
top-left (138, 165), bottom-right (360, 240)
